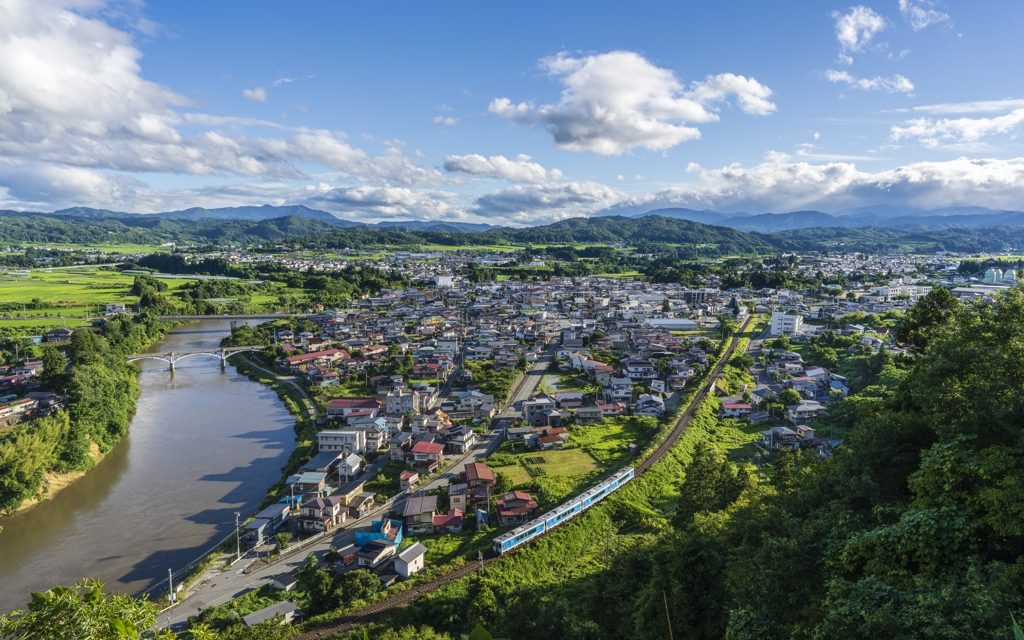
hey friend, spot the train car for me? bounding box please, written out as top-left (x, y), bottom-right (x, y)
top-left (610, 467), bottom-right (634, 488)
top-left (580, 481), bottom-right (612, 509)
top-left (492, 517), bottom-right (546, 555)
top-left (541, 498), bottom-right (583, 529)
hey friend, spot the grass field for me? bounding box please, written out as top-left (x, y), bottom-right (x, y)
top-left (529, 448), bottom-right (603, 476)
top-left (498, 465), bottom-right (533, 485)
top-left (570, 416), bottom-right (644, 467)
top-left (13, 243), bottom-right (173, 254)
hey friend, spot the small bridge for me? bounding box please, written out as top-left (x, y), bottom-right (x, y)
top-left (127, 346), bottom-right (267, 371)
top-left (155, 314), bottom-right (306, 321)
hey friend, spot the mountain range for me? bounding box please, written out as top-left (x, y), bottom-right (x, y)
top-left (36, 205), bottom-right (499, 234)
top-left (620, 205), bottom-right (1024, 232)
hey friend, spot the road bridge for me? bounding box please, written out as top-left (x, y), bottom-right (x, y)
top-left (127, 345), bottom-right (267, 371)
top-left (155, 314), bottom-right (305, 321)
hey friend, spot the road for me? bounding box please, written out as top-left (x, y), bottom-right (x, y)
top-left (161, 344), bottom-right (554, 627)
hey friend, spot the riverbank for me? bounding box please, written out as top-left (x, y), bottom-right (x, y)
top-left (0, 317), bottom-right (184, 519)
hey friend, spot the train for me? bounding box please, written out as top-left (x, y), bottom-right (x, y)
top-left (492, 466), bottom-right (635, 555)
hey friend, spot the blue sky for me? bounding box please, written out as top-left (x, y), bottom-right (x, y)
top-left (1, 0), bottom-right (1023, 224)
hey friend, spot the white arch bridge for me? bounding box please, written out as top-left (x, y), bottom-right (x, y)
top-left (127, 346), bottom-right (267, 371)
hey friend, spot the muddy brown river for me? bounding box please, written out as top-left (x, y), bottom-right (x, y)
top-left (0, 321), bottom-right (293, 613)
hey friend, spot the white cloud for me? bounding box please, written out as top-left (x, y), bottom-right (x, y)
top-left (602, 156), bottom-right (1024, 214)
top-left (825, 70), bottom-right (914, 93)
top-left (433, 116), bottom-right (459, 126)
top-left (489, 51), bottom-right (775, 156)
top-left (443, 154), bottom-right (562, 183)
top-left (888, 49), bottom-right (911, 61)
top-left (898, 0), bottom-right (950, 31)
top-left (488, 97), bottom-right (531, 120)
top-left (634, 174), bottom-right (646, 181)
top-left (0, 0), bottom-right (448, 200)
top-left (832, 6), bottom-right (888, 53)
top-left (890, 109), bottom-right (1024, 147)
top-left (908, 99), bottom-right (1024, 114)
top-left (617, 174), bottom-right (626, 181)
top-left (242, 87), bottom-right (268, 102)
top-left (472, 180), bottom-right (625, 222)
top-left (437, 104), bottom-right (453, 112)
top-left (310, 185), bottom-right (467, 221)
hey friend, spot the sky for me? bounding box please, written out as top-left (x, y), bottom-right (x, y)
top-left (1, 0), bottom-right (1024, 225)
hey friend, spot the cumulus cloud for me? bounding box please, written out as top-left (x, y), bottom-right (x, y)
top-left (309, 185), bottom-right (468, 221)
top-left (433, 116), bottom-right (459, 126)
top-left (443, 154), bottom-right (562, 183)
top-left (472, 181), bottom-right (625, 222)
top-left (0, 0), bottom-right (447, 204)
top-left (489, 51), bottom-right (775, 155)
top-left (890, 109), bottom-right (1024, 147)
top-left (602, 156), bottom-right (1024, 214)
top-left (832, 6), bottom-right (888, 53)
top-left (825, 70), bottom-right (914, 93)
top-left (242, 87), bottom-right (268, 102)
top-left (899, 0), bottom-right (950, 31)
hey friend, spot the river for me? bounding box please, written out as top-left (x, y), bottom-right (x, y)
top-left (0, 321), bottom-right (294, 614)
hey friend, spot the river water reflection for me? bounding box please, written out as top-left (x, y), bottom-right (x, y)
top-left (0, 321), bottom-right (293, 613)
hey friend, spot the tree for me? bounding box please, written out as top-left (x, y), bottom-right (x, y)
top-left (275, 532), bottom-right (292, 549)
top-left (0, 579), bottom-right (188, 640)
top-left (846, 291), bottom-right (857, 300)
top-left (662, 298), bottom-right (671, 313)
top-left (717, 315), bottom-right (738, 340)
top-left (779, 389), bottom-right (801, 406)
top-left (40, 346), bottom-right (66, 388)
top-left (339, 569), bottom-right (379, 605)
top-left (493, 471), bottom-right (514, 496)
top-left (673, 441), bottom-right (749, 527)
top-left (731, 352), bottom-right (754, 369)
top-left (771, 448), bottom-right (795, 490)
top-left (894, 287), bottom-right (961, 355)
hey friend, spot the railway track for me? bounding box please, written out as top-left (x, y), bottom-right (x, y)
top-left (296, 317), bottom-right (752, 639)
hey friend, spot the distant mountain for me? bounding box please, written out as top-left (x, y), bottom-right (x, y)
top-left (53, 204), bottom-right (355, 225)
top-left (371, 220), bottom-right (499, 233)
top-left (630, 206), bottom-right (1024, 232)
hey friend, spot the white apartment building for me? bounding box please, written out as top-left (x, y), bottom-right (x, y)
top-left (869, 278), bottom-right (934, 301)
top-left (386, 389), bottom-right (419, 415)
top-left (318, 429), bottom-right (366, 454)
top-left (769, 311), bottom-right (804, 337)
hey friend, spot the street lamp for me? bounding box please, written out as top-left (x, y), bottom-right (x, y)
top-left (755, 453), bottom-right (762, 483)
top-left (234, 512), bottom-right (241, 561)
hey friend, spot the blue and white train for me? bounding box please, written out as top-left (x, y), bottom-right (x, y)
top-left (492, 466), bottom-right (635, 555)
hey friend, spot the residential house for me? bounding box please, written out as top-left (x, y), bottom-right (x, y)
top-left (411, 441), bottom-right (445, 473)
top-left (394, 543), bottom-right (428, 579)
top-left (448, 483), bottom-right (468, 512)
top-left (355, 539), bottom-right (397, 568)
top-left (523, 397), bottom-right (557, 427)
top-left (460, 462), bottom-right (494, 507)
top-left (325, 397), bottom-right (380, 420)
top-left (635, 394), bottom-right (665, 418)
top-left (496, 492), bottom-right (539, 527)
top-left (721, 403), bottom-right (752, 419)
top-left (575, 406), bottom-right (603, 425)
top-left (297, 496), bottom-right (346, 533)
top-left (432, 508), bottom-right (464, 533)
top-left (402, 495), bottom-right (438, 534)
top-left (389, 431), bottom-right (413, 462)
top-left (337, 453), bottom-right (364, 481)
top-left (242, 600), bottom-right (300, 628)
top-left (399, 470), bottom-right (419, 490)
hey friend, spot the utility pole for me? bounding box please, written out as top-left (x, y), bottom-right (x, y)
top-left (663, 590), bottom-right (675, 640)
top-left (168, 568), bottom-right (174, 603)
top-left (234, 512), bottom-right (241, 561)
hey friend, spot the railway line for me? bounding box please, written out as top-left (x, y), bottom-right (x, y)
top-left (296, 316), bottom-right (753, 639)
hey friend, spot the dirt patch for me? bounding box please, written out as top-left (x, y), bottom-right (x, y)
top-left (1, 442), bottom-right (103, 517)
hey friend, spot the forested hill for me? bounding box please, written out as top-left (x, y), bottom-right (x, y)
top-left (2, 209), bottom-right (1024, 254)
top-left (0, 213), bottom-right (343, 245)
top-left (283, 215), bottom-right (796, 254)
